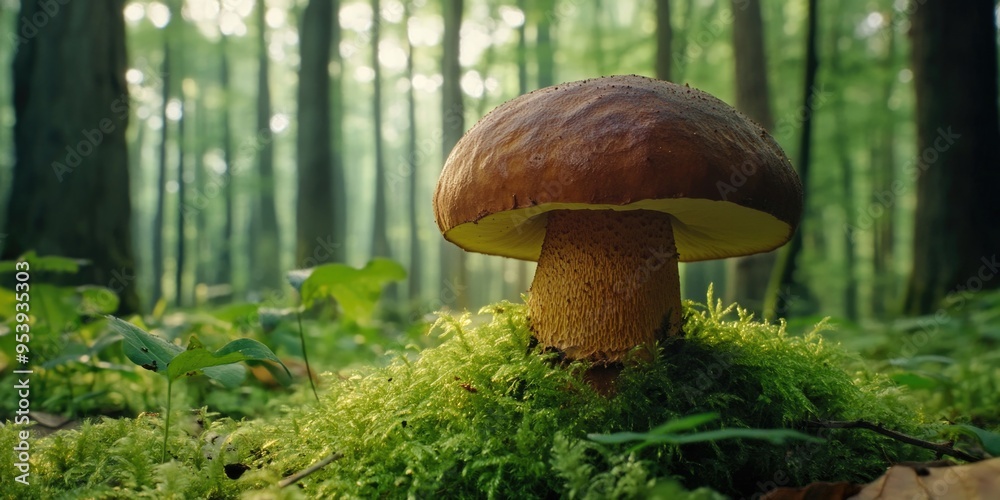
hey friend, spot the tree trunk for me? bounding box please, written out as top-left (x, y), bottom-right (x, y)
top-left (175, 97), bottom-right (187, 307)
top-left (508, 0), bottom-right (531, 299)
top-left (3, 0), bottom-right (140, 313)
top-left (329, 0), bottom-right (347, 265)
top-left (829, 26), bottom-right (857, 321)
top-left (371, 0), bottom-right (391, 260)
top-left (404, 0), bottom-right (422, 302)
top-left (766, 0), bottom-right (818, 319)
top-left (193, 92), bottom-right (210, 289)
top-left (904, 0), bottom-right (1000, 313)
top-left (670, 0), bottom-right (696, 83)
top-left (249, 0), bottom-right (283, 292)
top-left (654, 0), bottom-right (671, 81)
top-left (296, 0), bottom-right (337, 268)
top-left (152, 41), bottom-right (170, 307)
top-left (440, 0), bottom-right (467, 310)
top-left (218, 35), bottom-right (235, 287)
top-left (370, 0), bottom-right (396, 306)
top-left (536, 0), bottom-right (555, 88)
top-left (727, 0), bottom-right (777, 314)
top-left (871, 16), bottom-right (898, 318)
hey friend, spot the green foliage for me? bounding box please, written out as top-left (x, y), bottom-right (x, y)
top-left (292, 258), bottom-right (406, 324)
top-left (948, 424), bottom-right (1000, 458)
top-left (0, 251), bottom-right (87, 274)
top-left (839, 289), bottom-right (1000, 428)
top-left (0, 261), bottom-right (152, 419)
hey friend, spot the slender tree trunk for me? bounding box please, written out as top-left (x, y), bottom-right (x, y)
top-left (329, 0), bottom-right (347, 265)
top-left (296, 0), bottom-right (336, 268)
top-left (509, 0), bottom-right (531, 299)
top-left (591, 0), bottom-right (607, 75)
top-left (766, 0), bottom-right (818, 319)
top-left (250, 0), bottom-right (283, 292)
top-left (727, 0), bottom-right (777, 313)
top-left (669, 0), bottom-right (696, 83)
top-left (829, 28), bottom-right (857, 321)
top-left (371, 0), bottom-right (391, 260)
top-left (193, 92), bottom-right (209, 289)
top-left (440, 0), bottom-right (467, 309)
top-left (536, 0), bottom-right (554, 88)
top-left (654, 0), bottom-right (671, 81)
top-left (516, 0), bottom-right (528, 94)
top-left (152, 41), bottom-right (170, 307)
top-left (175, 98), bottom-right (187, 307)
top-left (904, 0), bottom-right (1000, 313)
top-left (871, 17), bottom-right (898, 318)
top-left (218, 35), bottom-right (235, 287)
top-left (2, 0), bottom-right (139, 313)
top-left (404, 1), bottom-right (422, 302)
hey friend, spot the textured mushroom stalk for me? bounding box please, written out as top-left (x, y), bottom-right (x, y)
top-left (527, 209), bottom-right (683, 363)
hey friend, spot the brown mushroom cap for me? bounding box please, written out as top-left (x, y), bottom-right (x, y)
top-left (433, 75), bottom-right (803, 262)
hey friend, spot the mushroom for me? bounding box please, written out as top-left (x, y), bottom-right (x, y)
top-left (433, 75), bottom-right (802, 366)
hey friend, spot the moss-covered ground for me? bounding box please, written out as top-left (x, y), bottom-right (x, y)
top-left (1, 294), bottom-right (932, 498)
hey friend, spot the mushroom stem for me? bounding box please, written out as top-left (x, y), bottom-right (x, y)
top-left (527, 209), bottom-right (683, 363)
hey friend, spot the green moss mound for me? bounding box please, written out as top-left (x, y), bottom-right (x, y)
top-left (1, 295), bottom-right (929, 498)
top-left (245, 295), bottom-right (926, 498)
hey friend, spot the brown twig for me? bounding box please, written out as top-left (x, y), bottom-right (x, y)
top-left (279, 451), bottom-right (345, 488)
top-left (806, 420), bottom-right (982, 463)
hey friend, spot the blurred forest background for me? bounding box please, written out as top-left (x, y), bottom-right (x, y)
top-left (0, 0), bottom-right (998, 325)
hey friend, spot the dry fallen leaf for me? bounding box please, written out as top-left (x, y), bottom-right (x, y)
top-left (850, 458), bottom-right (1000, 500)
top-left (760, 481), bottom-right (860, 500)
top-left (761, 458), bottom-right (1000, 500)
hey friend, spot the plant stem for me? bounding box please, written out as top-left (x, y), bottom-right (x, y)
top-left (162, 378), bottom-right (172, 463)
top-left (806, 419), bottom-right (983, 462)
top-left (279, 451), bottom-right (344, 488)
top-left (297, 309), bottom-right (319, 402)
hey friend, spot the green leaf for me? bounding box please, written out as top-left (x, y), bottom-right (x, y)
top-left (77, 285), bottom-right (120, 315)
top-left (107, 316), bottom-right (287, 388)
top-left (890, 372), bottom-right (941, 390)
top-left (202, 365), bottom-right (248, 389)
top-left (952, 424), bottom-right (1000, 457)
top-left (167, 337), bottom-right (290, 385)
top-left (167, 349), bottom-right (246, 380)
top-left (649, 412), bottom-right (720, 434)
top-left (296, 258), bottom-right (406, 323)
top-left (209, 302), bottom-right (260, 323)
top-left (107, 316), bottom-right (183, 375)
top-left (0, 251), bottom-right (87, 274)
top-left (887, 355), bottom-right (955, 368)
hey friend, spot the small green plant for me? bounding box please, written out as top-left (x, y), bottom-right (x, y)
top-left (107, 317), bottom-right (290, 462)
top-left (284, 257), bottom-right (406, 400)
